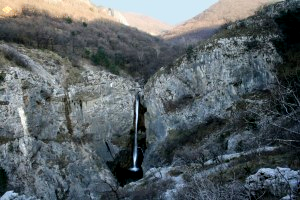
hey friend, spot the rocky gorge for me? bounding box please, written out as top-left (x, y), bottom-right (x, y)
top-left (0, 0), bottom-right (300, 199)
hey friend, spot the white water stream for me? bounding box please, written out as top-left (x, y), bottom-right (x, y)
top-left (130, 94), bottom-right (139, 172)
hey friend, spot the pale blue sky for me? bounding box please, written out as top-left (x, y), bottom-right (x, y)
top-left (90, 0), bottom-right (218, 25)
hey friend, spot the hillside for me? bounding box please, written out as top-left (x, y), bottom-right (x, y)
top-left (0, 0), bottom-right (113, 21)
top-left (163, 0), bottom-right (278, 44)
top-left (121, 12), bottom-right (173, 36)
top-left (0, 0), bottom-right (172, 36)
top-left (0, 8), bottom-right (183, 80)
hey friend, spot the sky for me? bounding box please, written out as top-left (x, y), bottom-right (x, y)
top-left (90, 0), bottom-right (218, 25)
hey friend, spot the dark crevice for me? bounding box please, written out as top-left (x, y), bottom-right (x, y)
top-left (63, 93), bottom-right (73, 135)
top-left (105, 141), bottom-right (115, 160)
top-left (272, 8), bottom-right (300, 113)
top-left (79, 99), bottom-right (83, 110)
top-left (136, 97), bottom-right (147, 133)
top-left (0, 167), bottom-right (8, 196)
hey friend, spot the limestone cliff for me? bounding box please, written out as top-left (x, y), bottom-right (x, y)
top-left (0, 43), bottom-right (139, 199)
top-left (144, 35), bottom-right (280, 144)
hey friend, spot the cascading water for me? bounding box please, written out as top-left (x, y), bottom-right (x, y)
top-left (130, 94), bottom-right (139, 172)
top-left (107, 92), bottom-right (145, 185)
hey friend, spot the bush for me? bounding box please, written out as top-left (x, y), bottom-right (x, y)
top-left (186, 45), bottom-right (194, 61)
top-left (1, 45), bottom-right (31, 69)
top-left (174, 146), bottom-right (206, 166)
top-left (65, 16), bottom-right (73, 24)
top-left (107, 63), bottom-right (119, 75)
top-left (148, 117), bottom-right (226, 167)
top-left (120, 178), bottom-right (174, 200)
top-left (91, 47), bottom-right (110, 67)
top-left (0, 72), bottom-right (6, 83)
top-left (175, 176), bottom-right (247, 200)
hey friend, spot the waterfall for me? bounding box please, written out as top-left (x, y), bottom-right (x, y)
top-left (130, 94), bottom-right (139, 172)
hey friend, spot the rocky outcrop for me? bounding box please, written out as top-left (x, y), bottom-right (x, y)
top-left (106, 8), bottom-right (129, 26)
top-left (246, 167), bottom-right (300, 199)
top-left (0, 191), bottom-right (38, 200)
top-left (143, 35), bottom-right (281, 168)
top-left (143, 0), bottom-right (300, 170)
top-left (0, 44), bottom-right (139, 199)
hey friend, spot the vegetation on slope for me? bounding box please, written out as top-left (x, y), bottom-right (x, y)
top-left (0, 7), bottom-right (183, 80)
top-left (163, 0), bottom-right (274, 45)
top-left (0, 0), bottom-right (111, 21)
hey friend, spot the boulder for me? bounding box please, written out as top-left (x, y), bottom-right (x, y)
top-left (245, 167), bottom-right (300, 198)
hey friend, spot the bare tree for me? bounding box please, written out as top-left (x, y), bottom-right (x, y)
top-left (250, 76), bottom-right (300, 148)
top-left (176, 176), bottom-right (248, 200)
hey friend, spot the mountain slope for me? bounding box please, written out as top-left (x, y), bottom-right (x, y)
top-left (0, 0), bottom-right (113, 21)
top-left (0, 7), bottom-right (183, 80)
top-left (0, 0), bottom-right (172, 36)
top-left (162, 0), bottom-right (278, 44)
top-left (122, 12), bottom-right (173, 35)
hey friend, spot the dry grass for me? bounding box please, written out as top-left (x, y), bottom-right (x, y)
top-left (0, 0), bottom-right (113, 21)
top-left (176, 176), bottom-right (248, 200)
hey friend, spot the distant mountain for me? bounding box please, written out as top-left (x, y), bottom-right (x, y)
top-left (121, 12), bottom-right (173, 36)
top-left (162, 0), bottom-right (278, 44)
top-left (0, 0), bottom-right (171, 35)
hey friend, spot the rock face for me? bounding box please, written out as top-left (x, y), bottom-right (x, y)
top-left (143, 35), bottom-right (280, 168)
top-left (245, 167), bottom-right (300, 199)
top-left (106, 8), bottom-right (129, 26)
top-left (0, 190), bottom-right (38, 200)
top-left (0, 44), bottom-right (139, 199)
top-left (142, 0), bottom-right (300, 170)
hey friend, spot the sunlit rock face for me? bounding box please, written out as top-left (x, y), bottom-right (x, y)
top-left (143, 35), bottom-right (281, 169)
top-left (0, 44), bottom-right (139, 199)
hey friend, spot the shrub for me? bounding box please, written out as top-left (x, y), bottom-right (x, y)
top-left (65, 16), bottom-right (73, 24)
top-left (83, 48), bottom-right (91, 58)
top-left (148, 117), bottom-right (226, 167)
top-left (107, 63), bottom-right (119, 75)
top-left (121, 178), bottom-right (174, 200)
top-left (0, 72), bottom-right (5, 83)
top-left (175, 176), bottom-right (247, 200)
top-left (174, 146), bottom-right (206, 166)
top-left (1, 45), bottom-right (31, 69)
top-left (186, 45), bottom-right (194, 61)
top-left (91, 47), bottom-right (110, 67)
